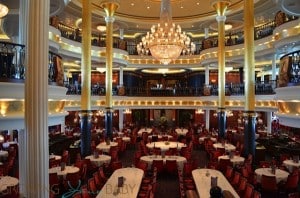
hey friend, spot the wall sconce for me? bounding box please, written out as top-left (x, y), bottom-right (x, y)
top-left (195, 109), bottom-right (204, 114)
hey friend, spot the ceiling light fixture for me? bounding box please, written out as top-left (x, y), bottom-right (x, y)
top-left (97, 25), bottom-right (106, 32)
top-left (0, 3), bottom-right (8, 18)
top-left (137, 0), bottom-right (195, 65)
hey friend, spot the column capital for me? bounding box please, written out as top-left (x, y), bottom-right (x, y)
top-left (216, 15), bottom-right (226, 22)
top-left (100, 0), bottom-right (120, 17)
top-left (105, 16), bottom-right (115, 23)
top-left (211, 0), bottom-right (231, 16)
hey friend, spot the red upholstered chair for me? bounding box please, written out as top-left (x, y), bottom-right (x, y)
top-left (253, 190), bottom-right (261, 198)
top-left (243, 183), bottom-right (254, 198)
top-left (230, 171), bottom-right (241, 189)
top-left (281, 170), bottom-right (299, 193)
top-left (225, 166), bottom-right (234, 181)
top-left (259, 161), bottom-right (270, 168)
top-left (111, 161), bottom-right (123, 172)
top-left (236, 176), bottom-right (247, 195)
top-left (87, 178), bottom-right (98, 195)
top-left (182, 162), bottom-right (194, 178)
top-left (136, 160), bottom-right (148, 173)
top-left (49, 172), bottom-right (60, 196)
top-left (260, 174), bottom-right (278, 195)
top-left (218, 158), bottom-right (232, 173)
top-left (152, 159), bottom-right (164, 174)
top-left (65, 172), bottom-right (81, 191)
top-left (165, 160), bottom-right (178, 175)
top-left (81, 185), bottom-right (91, 198)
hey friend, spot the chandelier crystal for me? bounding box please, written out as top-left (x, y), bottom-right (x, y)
top-left (137, 0), bottom-right (195, 65)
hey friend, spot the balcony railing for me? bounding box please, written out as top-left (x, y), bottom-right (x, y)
top-left (51, 13), bottom-right (298, 55)
top-left (64, 80), bottom-right (277, 97)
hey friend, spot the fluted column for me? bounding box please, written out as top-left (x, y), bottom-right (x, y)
top-left (205, 65), bottom-right (210, 85)
top-left (119, 109), bottom-right (124, 131)
top-left (25, 0), bottom-right (49, 197)
top-left (18, 1), bottom-right (28, 196)
top-left (243, 0), bottom-right (256, 158)
top-left (211, 0), bottom-right (231, 139)
top-left (119, 66), bottom-right (124, 86)
top-left (100, 0), bottom-right (120, 140)
top-left (206, 110), bottom-right (210, 131)
top-left (80, 0), bottom-right (92, 157)
top-left (266, 112), bottom-right (272, 134)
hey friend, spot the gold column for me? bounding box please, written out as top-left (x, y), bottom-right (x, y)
top-left (80, 0), bottom-right (92, 157)
top-left (243, 0), bottom-right (257, 157)
top-left (244, 0), bottom-right (255, 110)
top-left (100, 0), bottom-right (119, 109)
top-left (81, 0), bottom-right (91, 110)
top-left (100, 0), bottom-right (119, 139)
top-left (211, 0), bottom-right (231, 138)
top-left (211, 0), bottom-right (231, 110)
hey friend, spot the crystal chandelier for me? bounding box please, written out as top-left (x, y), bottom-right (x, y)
top-left (137, 0), bottom-right (195, 65)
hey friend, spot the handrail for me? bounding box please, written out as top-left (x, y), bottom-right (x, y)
top-left (64, 80), bottom-right (277, 97)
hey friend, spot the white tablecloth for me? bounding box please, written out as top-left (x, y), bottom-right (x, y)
top-left (137, 128), bottom-right (153, 136)
top-left (140, 155), bottom-right (187, 170)
top-left (0, 176), bottom-right (19, 192)
top-left (0, 150), bottom-right (8, 158)
top-left (85, 155), bottom-right (111, 167)
top-left (213, 143), bottom-right (236, 152)
top-left (96, 142), bottom-right (118, 153)
top-left (96, 167), bottom-right (144, 198)
top-left (2, 141), bottom-right (18, 149)
top-left (146, 141), bottom-right (186, 153)
top-left (255, 168), bottom-right (289, 183)
top-left (49, 154), bottom-right (62, 161)
top-left (175, 128), bottom-right (189, 136)
top-left (218, 155), bottom-right (245, 166)
top-left (199, 137), bottom-right (217, 143)
top-left (283, 160), bottom-right (300, 173)
top-left (49, 166), bottom-right (80, 178)
top-left (113, 137), bottom-right (131, 142)
top-left (192, 169), bottom-right (239, 198)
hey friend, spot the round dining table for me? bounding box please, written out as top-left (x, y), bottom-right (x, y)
top-left (283, 159), bottom-right (300, 173)
top-left (218, 155), bottom-right (245, 166)
top-left (49, 166), bottom-right (80, 178)
top-left (255, 167), bottom-right (289, 183)
top-left (146, 141), bottom-right (186, 153)
top-left (0, 176), bottom-right (19, 193)
top-left (96, 141), bottom-right (118, 153)
top-left (213, 143), bottom-right (236, 152)
top-left (85, 154), bottom-right (111, 167)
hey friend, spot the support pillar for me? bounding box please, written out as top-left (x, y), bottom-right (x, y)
top-left (205, 65), bottom-right (210, 85)
top-left (266, 111), bottom-right (272, 134)
top-left (80, 0), bottom-right (92, 157)
top-left (243, 112), bottom-right (256, 157)
top-left (211, 0), bottom-right (231, 139)
top-left (18, 1), bottom-right (28, 196)
top-left (205, 110), bottom-right (210, 131)
top-left (243, 0), bottom-right (256, 158)
top-left (25, 0), bottom-right (50, 196)
top-left (119, 109), bottom-right (124, 131)
top-left (100, 0), bottom-right (120, 140)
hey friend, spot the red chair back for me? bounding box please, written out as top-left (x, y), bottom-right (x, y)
top-left (165, 160), bottom-right (178, 175)
top-left (261, 174), bottom-right (278, 192)
top-left (152, 160), bottom-right (164, 174)
top-left (243, 183), bottom-right (254, 198)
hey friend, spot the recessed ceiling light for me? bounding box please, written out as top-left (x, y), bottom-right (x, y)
top-left (180, 6), bottom-right (183, 9)
top-left (131, 3), bottom-right (134, 6)
top-left (197, 2), bottom-right (200, 5)
top-left (147, 6), bottom-right (150, 9)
